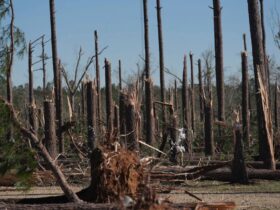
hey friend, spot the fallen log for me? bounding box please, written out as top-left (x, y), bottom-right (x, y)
top-left (188, 160), bottom-right (280, 170)
top-left (203, 168), bottom-right (280, 181)
top-left (0, 202), bottom-right (236, 210)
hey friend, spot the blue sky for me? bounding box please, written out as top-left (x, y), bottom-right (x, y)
top-left (11, 0), bottom-right (280, 87)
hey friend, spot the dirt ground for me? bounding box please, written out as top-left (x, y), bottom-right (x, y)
top-left (0, 180), bottom-right (279, 209)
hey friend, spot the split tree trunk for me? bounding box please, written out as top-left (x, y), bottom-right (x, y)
top-left (143, 0), bottom-right (154, 144)
top-left (41, 36), bottom-right (47, 100)
top-left (275, 81), bottom-right (279, 129)
top-left (231, 120), bottom-right (249, 184)
top-left (44, 100), bottom-right (57, 159)
top-left (247, 0), bottom-right (275, 170)
top-left (28, 42), bottom-right (38, 134)
top-left (94, 30), bottom-right (101, 134)
top-left (198, 59), bottom-right (204, 122)
top-left (190, 53), bottom-right (195, 133)
top-left (241, 52), bottom-right (250, 146)
top-left (86, 81), bottom-right (96, 153)
top-left (182, 55), bottom-right (190, 154)
top-left (49, 0), bottom-right (63, 153)
top-left (156, 0), bottom-right (166, 131)
top-left (213, 0), bottom-right (225, 124)
top-left (243, 33), bottom-right (247, 51)
top-left (124, 94), bottom-right (139, 152)
top-left (174, 80), bottom-right (178, 111)
top-left (105, 59), bottom-right (113, 134)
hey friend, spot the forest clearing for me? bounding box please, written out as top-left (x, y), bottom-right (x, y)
top-left (0, 0), bottom-right (280, 209)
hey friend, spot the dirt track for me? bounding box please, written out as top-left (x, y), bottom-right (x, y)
top-left (0, 180), bottom-right (280, 209)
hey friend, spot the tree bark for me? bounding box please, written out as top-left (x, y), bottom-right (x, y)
top-left (118, 59), bottom-right (122, 91)
top-left (243, 33), bottom-right (247, 51)
top-left (213, 0), bottom-right (225, 124)
top-left (247, 0), bottom-right (275, 169)
top-left (190, 53), bottom-right (195, 132)
top-left (275, 81), bottom-right (279, 130)
top-left (174, 80), bottom-right (178, 111)
top-left (124, 95), bottom-right (139, 152)
top-left (94, 30), bottom-right (101, 134)
top-left (105, 59), bottom-right (113, 134)
top-left (231, 121), bottom-right (249, 184)
top-left (86, 81), bottom-right (96, 153)
top-left (49, 0), bottom-right (63, 153)
top-left (182, 55), bottom-right (190, 154)
top-left (143, 0), bottom-right (154, 144)
top-left (156, 0), bottom-right (166, 131)
top-left (28, 42), bottom-right (38, 134)
top-left (44, 100), bottom-right (57, 159)
top-left (241, 52), bottom-right (250, 146)
top-left (198, 59), bottom-right (204, 122)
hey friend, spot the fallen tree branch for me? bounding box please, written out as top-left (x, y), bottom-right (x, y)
top-left (0, 97), bottom-right (82, 203)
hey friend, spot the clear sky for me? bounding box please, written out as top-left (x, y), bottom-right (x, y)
top-left (11, 0), bottom-right (280, 87)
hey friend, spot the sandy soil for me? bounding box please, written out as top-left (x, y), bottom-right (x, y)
top-left (0, 180), bottom-right (279, 209)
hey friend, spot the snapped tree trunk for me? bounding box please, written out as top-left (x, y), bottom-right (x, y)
top-left (28, 42), bottom-right (38, 134)
top-left (213, 0), bottom-right (225, 124)
top-left (105, 59), bottom-right (113, 134)
top-left (143, 0), bottom-right (154, 144)
top-left (241, 52), bottom-right (250, 146)
top-left (49, 0), bottom-right (63, 153)
top-left (174, 80), bottom-right (178, 111)
top-left (182, 55), bottom-right (190, 154)
top-left (190, 53), bottom-right (195, 132)
top-left (275, 81), bottom-right (279, 130)
top-left (247, 0), bottom-right (275, 169)
top-left (86, 81), bottom-right (96, 153)
top-left (231, 119), bottom-right (249, 184)
top-left (94, 30), bottom-right (101, 134)
top-left (124, 94), bottom-right (139, 152)
top-left (156, 0), bottom-right (166, 131)
top-left (44, 100), bottom-right (57, 159)
top-left (198, 59), bottom-right (204, 122)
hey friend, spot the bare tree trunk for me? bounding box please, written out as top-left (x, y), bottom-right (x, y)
top-left (105, 59), bottom-right (113, 134)
top-left (49, 0), bottom-right (63, 153)
top-left (86, 81), bottom-right (96, 153)
top-left (259, 0), bottom-right (271, 108)
top-left (198, 59), bottom-right (204, 122)
top-left (190, 53), bottom-right (195, 132)
top-left (119, 91), bottom-right (126, 144)
top-left (143, 0), bottom-right (154, 144)
top-left (231, 118), bottom-right (249, 184)
top-left (94, 30), bottom-right (101, 133)
top-left (213, 0), bottom-right (225, 124)
top-left (243, 33), bottom-right (248, 51)
top-left (156, 0), bottom-right (167, 130)
top-left (182, 55), bottom-right (190, 154)
top-left (118, 59), bottom-right (122, 91)
top-left (113, 104), bottom-right (119, 136)
top-left (204, 87), bottom-right (214, 156)
top-left (247, 0), bottom-right (275, 169)
top-left (124, 95), bottom-right (139, 152)
top-left (174, 80), bottom-right (178, 111)
top-left (169, 105), bottom-right (178, 163)
top-left (42, 36), bottom-right (47, 100)
top-left (241, 52), bottom-right (250, 146)
top-left (7, 0), bottom-right (14, 104)
top-left (275, 81), bottom-right (279, 129)
top-left (28, 42), bottom-right (38, 133)
top-left (44, 100), bottom-right (57, 159)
